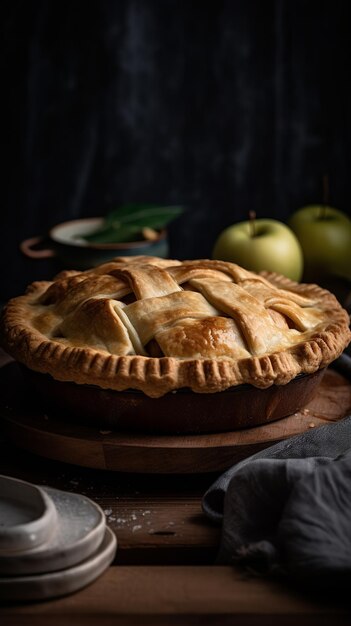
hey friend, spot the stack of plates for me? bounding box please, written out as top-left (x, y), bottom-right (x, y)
top-left (0, 474), bottom-right (117, 601)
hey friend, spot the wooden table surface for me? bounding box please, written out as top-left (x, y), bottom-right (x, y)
top-left (0, 350), bottom-right (350, 625)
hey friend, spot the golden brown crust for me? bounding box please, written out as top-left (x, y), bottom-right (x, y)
top-left (0, 257), bottom-right (350, 398)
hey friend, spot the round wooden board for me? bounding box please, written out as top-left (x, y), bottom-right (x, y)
top-left (1, 362), bottom-right (351, 473)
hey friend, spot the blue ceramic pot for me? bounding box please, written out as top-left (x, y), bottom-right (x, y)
top-left (20, 218), bottom-right (169, 270)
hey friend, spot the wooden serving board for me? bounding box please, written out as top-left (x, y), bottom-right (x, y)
top-left (0, 362), bottom-right (351, 473)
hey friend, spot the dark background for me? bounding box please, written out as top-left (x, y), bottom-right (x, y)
top-left (2, 0), bottom-right (351, 300)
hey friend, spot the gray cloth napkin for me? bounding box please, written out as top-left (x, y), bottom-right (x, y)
top-left (202, 354), bottom-right (351, 588)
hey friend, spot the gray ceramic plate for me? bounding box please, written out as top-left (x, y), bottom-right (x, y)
top-left (0, 486), bottom-right (106, 576)
top-left (0, 527), bottom-right (116, 602)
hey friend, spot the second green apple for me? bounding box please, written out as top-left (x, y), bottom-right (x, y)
top-left (212, 218), bottom-right (304, 282)
top-left (288, 205), bottom-right (351, 282)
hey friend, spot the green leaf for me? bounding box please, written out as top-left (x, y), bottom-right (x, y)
top-left (82, 204), bottom-right (184, 244)
top-left (83, 224), bottom-right (144, 244)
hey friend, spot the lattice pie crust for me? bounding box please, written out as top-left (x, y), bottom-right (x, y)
top-left (1, 256), bottom-right (350, 397)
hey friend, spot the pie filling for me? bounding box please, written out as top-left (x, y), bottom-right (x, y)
top-left (1, 256), bottom-right (350, 397)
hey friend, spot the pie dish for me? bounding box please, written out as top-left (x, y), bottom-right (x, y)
top-left (1, 256), bottom-right (350, 401)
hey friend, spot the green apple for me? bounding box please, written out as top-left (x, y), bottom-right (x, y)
top-left (212, 218), bottom-right (304, 281)
top-left (288, 205), bottom-right (351, 282)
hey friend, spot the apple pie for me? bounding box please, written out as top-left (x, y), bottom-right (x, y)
top-left (1, 256), bottom-right (350, 398)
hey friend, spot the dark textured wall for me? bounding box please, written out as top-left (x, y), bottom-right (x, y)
top-left (2, 0), bottom-right (351, 299)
